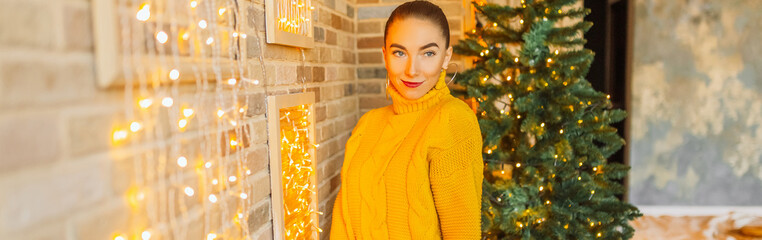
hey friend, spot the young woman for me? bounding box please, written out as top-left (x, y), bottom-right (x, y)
top-left (330, 1), bottom-right (483, 239)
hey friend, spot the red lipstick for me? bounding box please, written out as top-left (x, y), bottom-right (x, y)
top-left (401, 80), bottom-right (423, 88)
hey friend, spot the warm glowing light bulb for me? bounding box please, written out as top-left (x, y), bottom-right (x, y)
top-left (217, 109), bottom-right (224, 118)
top-left (207, 233), bottom-right (217, 240)
top-left (190, 0), bottom-right (198, 8)
top-left (227, 78), bottom-right (237, 85)
top-left (240, 33), bottom-right (247, 38)
top-left (184, 186), bottom-right (195, 196)
top-left (240, 193), bottom-right (248, 199)
top-left (218, 8), bottom-right (226, 15)
top-left (136, 4), bottom-right (150, 21)
top-left (205, 161), bottom-right (212, 168)
top-left (177, 156), bottom-right (188, 167)
top-left (182, 108), bottom-right (194, 118)
top-left (162, 97), bottom-right (173, 107)
top-left (246, 169), bottom-right (251, 175)
top-left (560, 129), bottom-right (564, 134)
top-left (139, 98), bottom-right (153, 109)
top-left (555, 50), bottom-right (559, 55)
top-left (547, 58), bottom-right (552, 63)
top-left (539, 186), bottom-right (544, 191)
top-left (206, 37), bottom-right (214, 45)
top-left (198, 20), bottom-right (208, 29)
top-left (141, 230), bottom-right (151, 240)
top-left (230, 139), bottom-right (238, 146)
top-left (228, 176), bottom-right (237, 182)
top-left (156, 31), bottom-right (168, 44)
top-left (520, 19), bottom-right (524, 24)
top-left (212, 179), bottom-right (218, 185)
top-left (178, 119), bottom-right (188, 128)
top-left (208, 194), bottom-right (218, 203)
top-left (182, 32), bottom-right (190, 40)
top-left (516, 163), bottom-right (521, 167)
top-left (540, 123), bottom-right (545, 127)
top-left (115, 236), bottom-right (127, 240)
top-left (130, 121), bottom-right (142, 132)
top-left (169, 69), bottom-right (180, 80)
top-left (113, 130), bottom-right (128, 142)
top-left (514, 57), bottom-right (519, 62)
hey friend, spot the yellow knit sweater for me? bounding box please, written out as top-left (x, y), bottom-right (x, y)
top-left (330, 71), bottom-right (483, 239)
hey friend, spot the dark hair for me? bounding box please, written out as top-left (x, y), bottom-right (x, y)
top-left (384, 0), bottom-right (450, 48)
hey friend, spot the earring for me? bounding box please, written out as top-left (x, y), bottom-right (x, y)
top-left (445, 62), bottom-right (460, 85)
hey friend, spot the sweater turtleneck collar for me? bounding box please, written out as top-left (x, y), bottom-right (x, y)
top-left (387, 70), bottom-right (451, 114)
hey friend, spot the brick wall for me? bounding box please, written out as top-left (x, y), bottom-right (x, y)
top-left (0, 0), bottom-right (357, 239)
top-left (354, 0), bottom-right (471, 114)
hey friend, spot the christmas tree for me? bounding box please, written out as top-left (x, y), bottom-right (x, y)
top-left (451, 0), bottom-right (642, 239)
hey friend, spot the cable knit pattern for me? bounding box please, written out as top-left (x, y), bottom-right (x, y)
top-left (330, 71), bottom-right (483, 239)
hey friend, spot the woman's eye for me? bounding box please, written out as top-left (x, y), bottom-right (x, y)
top-left (393, 50), bottom-right (405, 57)
top-left (424, 51), bottom-right (436, 57)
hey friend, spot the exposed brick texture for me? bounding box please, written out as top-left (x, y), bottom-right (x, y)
top-left (0, 0), bottom-right (469, 238)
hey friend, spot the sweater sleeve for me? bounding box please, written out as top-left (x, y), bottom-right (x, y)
top-left (329, 188), bottom-right (349, 239)
top-left (329, 109), bottom-right (376, 239)
top-left (429, 103), bottom-right (484, 240)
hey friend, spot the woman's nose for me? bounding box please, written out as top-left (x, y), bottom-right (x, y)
top-left (405, 57), bottom-right (418, 76)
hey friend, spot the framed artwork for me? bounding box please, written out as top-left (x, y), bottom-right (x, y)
top-left (266, 92), bottom-right (319, 239)
top-left (265, 0), bottom-right (315, 48)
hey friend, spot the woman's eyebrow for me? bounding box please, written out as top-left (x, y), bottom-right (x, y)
top-left (419, 42), bottom-right (439, 50)
top-left (389, 43), bottom-right (439, 50)
top-left (390, 43), bottom-right (406, 50)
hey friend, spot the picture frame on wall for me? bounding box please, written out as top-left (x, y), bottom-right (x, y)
top-left (266, 92), bottom-right (319, 239)
top-left (264, 0), bottom-right (315, 48)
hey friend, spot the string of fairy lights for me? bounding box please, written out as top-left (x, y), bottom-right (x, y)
top-left (278, 105), bottom-right (321, 239)
top-left (276, 0), bottom-right (314, 35)
top-left (109, 0), bottom-right (318, 239)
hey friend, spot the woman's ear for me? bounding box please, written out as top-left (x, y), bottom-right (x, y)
top-left (381, 47), bottom-right (389, 69)
top-left (441, 46), bottom-right (453, 69)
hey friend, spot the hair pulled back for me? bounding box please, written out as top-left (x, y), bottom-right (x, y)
top-left (384, 1), bottom-right (450, 48)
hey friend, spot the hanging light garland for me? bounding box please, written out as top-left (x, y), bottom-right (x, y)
top-left (109, 0), bottom-right (265, 239)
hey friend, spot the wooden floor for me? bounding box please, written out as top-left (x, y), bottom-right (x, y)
top-left (632, 213), bottom-right (762, 240)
